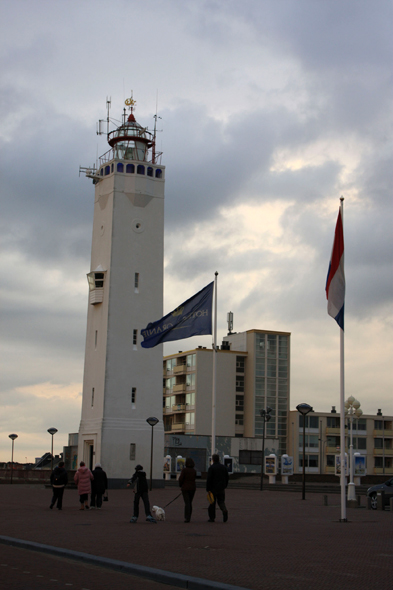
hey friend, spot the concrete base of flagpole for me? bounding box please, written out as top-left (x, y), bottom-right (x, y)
top-left (347, 482), bottom-right (356, 501)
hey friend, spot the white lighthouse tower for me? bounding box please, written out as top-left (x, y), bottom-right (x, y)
top-left (78, 98), bottom-right (165, 485)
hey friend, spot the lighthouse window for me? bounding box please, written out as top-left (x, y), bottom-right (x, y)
top-left (117, 163), bottom-right (124, 173)
top-left (131, 387), bottom-right (136, 405)
top-left (147, 167), bottom-right (153, 177)
top-left (133, 329), bottom-right (138, 346)
top-left (134, 272), bottom-right (139, 291)
top-left (137, 165), bottom-right (145, 175)
top-left (105, 165), bottom-right (110, 176)
top-left (95, 273), bottom-right (104, 288)
top-left (126, 163), bottom-right (135, 174)
top-left (100, 168), bottom-right (104, 176)
top-left (155, 168), bottom-right (162, 179)
top-left (111, 163), bottom-right (114, 172)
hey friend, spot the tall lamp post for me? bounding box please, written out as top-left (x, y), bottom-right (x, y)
top-left (9, 434), bottom-right (18, 485)
top-left (47, 428), bottom-right (58, 472)
top-left (260, 407), bottom-right (272, 491)
top-left (146, 417), bottom-right (159, 491)
top-left (296, 403), bottom-right (313, 500)
top-left (344, 396), bottom-right (362, 501)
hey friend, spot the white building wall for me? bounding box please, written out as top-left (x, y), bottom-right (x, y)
top-left (78, 162), bottom-right (165, 481)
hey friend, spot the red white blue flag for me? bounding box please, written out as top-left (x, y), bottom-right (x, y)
top-left (326, 208), bottom-right (345, 330)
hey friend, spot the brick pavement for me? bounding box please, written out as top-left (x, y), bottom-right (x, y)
top-left (0, 484), bottom-right (392, 590)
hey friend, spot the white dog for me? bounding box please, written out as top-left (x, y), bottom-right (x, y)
top-left (151, 505), bottom-right (165, 521)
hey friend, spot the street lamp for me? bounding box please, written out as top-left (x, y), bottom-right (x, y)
top-left (344, 396), bottom-right (362, 501)
top-left (146, 417), bottom-right (159, 491)
top-left (9, 434), bottom-right (18, 485)
top-left (296, 403), bottom-right (313, 500)
top-left (260, 407), bottom-right (272, 491)
top-left (47, 428), bottom-right (58, 472)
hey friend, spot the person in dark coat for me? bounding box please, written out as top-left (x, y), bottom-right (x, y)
top-left (90, 463), bottom-right (108, 509)
top-left (127, 465), bottom-right (156, 523)
top-left (50, 461), bottom-right (68, 510)
top-left (179, 457), bottom-right (197, 523)
top-left (206, 454), bottom-right (229, 523)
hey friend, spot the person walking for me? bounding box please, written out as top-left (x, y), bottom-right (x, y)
top-left (127, 465), bottom-right (156, 523)
top-left (206, 454), bottom-right (229, 523)
top-left (49, 461), bottom-right (68, 510)
top-left (91, 463), bottom-right (108, 509)
top-left (74, 461), bottom-right (93, 510)
top-left (179, 457), bottom-right (197, 522)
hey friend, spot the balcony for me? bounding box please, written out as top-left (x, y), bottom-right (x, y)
top-left (170, 423), bottom-right (185, 432)
top-left (172, 404), bottom-right (186, 412)
top-left (173, 383), bottom-right (186, 393)
top-left (174, 365), bottom-right (186, 374)
top-left (374, 429), bottom-right (393, 437)
top-left (373, 448), bottom-right (393, 456)
top-left (326, 428), bottom-right (341, 435)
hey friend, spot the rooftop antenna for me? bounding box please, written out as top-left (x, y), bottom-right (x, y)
top-left (227, 311), bottom-right (233, 335)
top-left (96, 96), bottom-right (111, 136)
top-left (152, 90), bottom-right (162, 164)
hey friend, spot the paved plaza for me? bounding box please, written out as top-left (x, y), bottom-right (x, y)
top-left (0, 484), bottom-right (391, 590)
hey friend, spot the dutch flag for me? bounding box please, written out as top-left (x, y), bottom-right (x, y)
top-left (326, 208), bottom-right (345, 330)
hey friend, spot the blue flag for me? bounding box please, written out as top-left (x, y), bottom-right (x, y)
top-left (141, 282), bottom-right (214, 348)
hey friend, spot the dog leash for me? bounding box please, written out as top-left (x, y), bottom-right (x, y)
top-left (163, 492), bottom-right (182, 508)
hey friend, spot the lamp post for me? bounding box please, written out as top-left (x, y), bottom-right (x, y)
top-left (9, 434), bottom-right (18, 484)
top-left (146, 417), bottom-right (159, 491)
top-left (47, 428), bottom-right (58, 472)
top-left (296, 403), bottom-right (313, 500)
top-left (344, 396), bottom-right (362, 501)
top-left (260, 407), bottom-right (272, 491)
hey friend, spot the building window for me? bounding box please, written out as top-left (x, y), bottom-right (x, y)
top-left (137, 164), bottom-right (145, 175)
top-left (117, 162), bottom-right (124, 173)
top-left (131, 387), bottom-right (136, 405)
top-left (327, 416), bottom-right (340, 428)
top-left (239, 450), bottom-right (262, 465)
top-left (235, 415), bottom-right (244, 426)
top-left (299, 415), bottom-right (319, 428)
top-left (133, 330), bottom-right (137, 346)
top-left (91, 388), bottom-right (94, 407)
top-left (236, 356), bottom-right (245, 373)
top-left (134, 272), bottom-right (139, 291)
top-left (130, 444), bottom-right (136, 460)
top-left (186, 354), bottom-right (196, 368)
top-left (236, 375), bottom-right (244, 392)
top-left (326, 455), bottom-right (335, 467)
top-left (147, 167), bottom-right (153, 177)
top-left (126, 163), bottom-right (135, 173)
top-left (374, 438), bottom-right (383, 449)
top-left (95, 330), bottom-right (98, 349)
top-left (236, 395), bottom-right (244, 412)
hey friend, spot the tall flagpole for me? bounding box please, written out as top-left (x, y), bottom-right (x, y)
top-left (339, 197), bottom-right (346, 522)
top-left (211, 271), bottom-right (218, 459)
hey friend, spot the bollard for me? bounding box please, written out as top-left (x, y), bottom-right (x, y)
top-left (377, 491), bottom-right (385, 511)
top-left (323, 495), bottom-right (328, 506)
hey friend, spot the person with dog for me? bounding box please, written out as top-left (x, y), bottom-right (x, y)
top-left (49, 461), bottom-right (68, 510)
top-left (206, 454), bottom-right (229, 522)
top-left (179, 457), bottom-right (197, 523)
top-left (127, 465), bottom-right (156, 523)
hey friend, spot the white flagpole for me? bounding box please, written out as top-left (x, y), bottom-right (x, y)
top-left (339, 197), bottom-right (346, 522)
top-left (211, 271), bottom-right (218, 459)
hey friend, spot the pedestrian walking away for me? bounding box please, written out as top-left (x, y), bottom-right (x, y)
top-left (91, 463), bottom-right (108, 509)
top-left (179, 457), bottom-right (197, 522)
top-left (49, 461), bottom-right (68, 510)
top-left (74, 461), bottom-right (93, 510)
top-left (206, 454), bottom-right (229, 523)
top-left (127, 465), bottom-right (156, 523)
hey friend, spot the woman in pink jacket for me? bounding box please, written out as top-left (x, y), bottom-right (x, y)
top-left (74, 462), bottom-right (93, 510)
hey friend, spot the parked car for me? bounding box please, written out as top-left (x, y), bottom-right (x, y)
top-left (367, 477), bottom-right (393, 509)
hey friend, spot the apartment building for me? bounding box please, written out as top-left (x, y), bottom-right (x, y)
top-left (288, 407), bottom-right (393, 475)
top-left (163, 329), bottom-right (291, 456)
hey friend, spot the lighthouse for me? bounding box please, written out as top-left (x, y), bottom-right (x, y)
top-left (78, 98), bottom-right (165, 485)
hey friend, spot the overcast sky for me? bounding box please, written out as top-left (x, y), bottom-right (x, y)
top-left (1, 0), bottom-right (392, 463)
